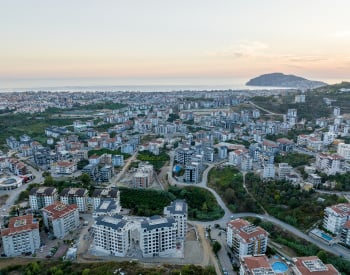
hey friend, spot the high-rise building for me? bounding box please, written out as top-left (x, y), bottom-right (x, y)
top-left (29, 187), bottom-right (58, 211)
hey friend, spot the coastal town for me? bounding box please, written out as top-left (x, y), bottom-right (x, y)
top-left (0, 86), bottom-right (349, 274)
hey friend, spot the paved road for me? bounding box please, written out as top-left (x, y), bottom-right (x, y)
top-left (167, 153), bottom-right (350, 261)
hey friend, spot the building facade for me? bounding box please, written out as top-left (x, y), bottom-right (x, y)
top-left (42, 202), bottom-right (80, 239)
top-left (60, 188), bottom-right (89, 212)
top-left (29, 187), bottom-right (58, 211)
top-left (323, 203), bottom-right (350, 234)
top-left (227, 218), bottom-right (268, 257)
top-left (1, 215), bottom-right (40, 257)
top-left (164, 200), bottom-right (187, 239)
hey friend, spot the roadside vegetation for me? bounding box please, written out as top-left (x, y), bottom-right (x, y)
top-left (137, 150), bottom-right (170, 172)
top-left (0, 260), bottom-right (215, 275)
top-left (245, 173), bottom-right (346, 230)
top-left (208, 167), bottom-right (262, 213)
top-left (120, 186), bottom-right (224, 221)
top-left (88, 148), bottom-right (131, 159)
top-left (274, 152), bottom-right (314, 167)
top-left (251, 218), bottom-right (350, 274)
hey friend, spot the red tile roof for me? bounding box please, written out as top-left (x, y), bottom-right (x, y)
top-left (42, 202), bottom-right (78, 220)
top-left (1, 215), bottom-right (39, 236)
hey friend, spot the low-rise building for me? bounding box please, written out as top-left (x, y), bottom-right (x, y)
top-left (60, 188), bottom-right (89, 212)
top-left (1, 215), bottom-right (40, 257)
top-left (323, 203), bottom-right (350, 234)
top-left (51, 161), bottom-right (77, 175)
top-left (93, 199), bottom-right (121, 218)
top-left (240, 255), bottom-right (274, 275)
top-left (42, 202), bottom-right (80, 239)
top-left (133, 164), bottom-right (154, 188)
top-left (292, 256), bottom-right (340, 275)
top-left (29, 187), bottom-right (58, 211)
top-left (227, 218), bottom-right (268, 257)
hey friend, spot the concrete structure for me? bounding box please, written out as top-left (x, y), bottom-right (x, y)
top-left (323, 203), bottom-right (350, 234)
top-left (292, 256), bottom-right (340, 275)
top-left (340, 220), bottom-right (350, 246)
top-left (184, 162), bottom-right (200, 183)
top-left (92, 188), bottom-right (120, 211)
top-left (42, 202), bottom-right (80, 239)
top-left (175, 148), bottom-right (193, 165)
top-left (278, 163), bottom-right (292, 180)
top-left (133, 164), bottom-right (154, 188)
top-left (60, 188), bottom-right (89, 212)
top-left (29, 186), bottom-right (58, 211)
top-left (140, 216), bottom-right (177, 257)
top-left (262, 164), bottom-right (275, 179)
top-left (164, 200), bottom-right (187, 239)
top-left (1, 215), bottom-right (40, 257)
top-left (51, 161), bottom-right (77, 175)
top-left (227, 218), bottom-right (268, 257)
top-left (337, 143), bottom-right (350, 160)
top-left (316, 153), bottom-right (345, 176)
top-left (0, 176), bottom-right (23, 190)
top-left (93, 215), bottom-right (131, 257)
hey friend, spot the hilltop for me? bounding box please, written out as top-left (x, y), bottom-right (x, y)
top-left (246, 72), bottom-right (327, 89)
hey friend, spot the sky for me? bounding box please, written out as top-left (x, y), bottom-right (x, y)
top-left (1, 0), bottom-right (350, 88)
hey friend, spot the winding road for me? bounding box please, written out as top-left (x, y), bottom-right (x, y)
top-left (166, 153), bottom-right (350, 260)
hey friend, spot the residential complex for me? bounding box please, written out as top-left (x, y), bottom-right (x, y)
top-left (163, 199), bottom-right (187, 239)
top-left (292, 256), bottom-right (340, 275)
top-left (29, 187), bottom-right (58, 211)
top-left (323, 203), bottom-right (350, 234)
top-left (92, 188), bottom-right (120, 211)
top-left (227, 218), bottom-right (268, 257)
top-left (93, 215), bottom-right (131, 257)
top-left (1, 215), bottom-right (40, 257)
top-left (42, 202), bottom-right (80, 239)
top-left (60, 188), bottom-right (89, 212)
top-left (140, 216), bottom-right (177, 257)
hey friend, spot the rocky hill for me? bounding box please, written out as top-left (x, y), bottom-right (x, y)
top-left (246, 73), bottom-right (327, 89)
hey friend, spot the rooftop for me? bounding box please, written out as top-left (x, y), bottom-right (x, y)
top-left (1, 215), bottom-right (39, 236)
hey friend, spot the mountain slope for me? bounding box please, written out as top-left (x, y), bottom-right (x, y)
top-left (246, 73), bottom-right (327, 89)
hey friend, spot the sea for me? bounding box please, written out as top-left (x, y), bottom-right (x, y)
top-left (0, 77), bottom-right (345, 93)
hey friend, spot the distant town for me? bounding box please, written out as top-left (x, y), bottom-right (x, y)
top-left (0, 85), bottom-right (350, 274)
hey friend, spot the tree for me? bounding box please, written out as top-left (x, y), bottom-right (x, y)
top-left (44, 175), bottom-right (54, 186)
top-left (212, 241), bottom-right (221, 255)
top-left (80, 173), bottom-right (91, 189)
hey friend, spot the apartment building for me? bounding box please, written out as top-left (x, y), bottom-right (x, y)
top-left (337, 143), bottom-right (350, 160)
top-left (185, 162), bottom-right (200, 183)
top-left (164, 200), bottom-right (187, 239)
top-left (240, 255), bottom-right (275, 275)
top-left (316, 153), bottom-right (345, 176)
top-left (1, 215), bottom-right (40, 257)
top-left (133, 164), bottom-right (154, 188)
top-left (42, 202), bottom-right (80, 239)
top-left (227, 218), bottom-right (268, 257)
top-left (93, 215), bottom-right (131, 257)
top-left (292, 256), bottom-right (340, 275)
top-left (92, 188), bottom-right (120, 211)
top-left (323, 203), bottom-right (350, 234)
top-left (60, 188), bottom-right (89, 212)
top-left (340, 220), bottom-right (350, 246)
top-left (140, 216), bottom-right (177, 257)
top-left (29, 187), bottom-right (58, 211)
top-left (51, 161), bottom-right (77, 175)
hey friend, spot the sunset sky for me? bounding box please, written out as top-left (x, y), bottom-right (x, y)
top-left (1, 0), bottom-right (350, 88)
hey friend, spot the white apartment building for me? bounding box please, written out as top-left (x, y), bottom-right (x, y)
top-left (340, 220), bottom-right (350, 246)
top-left (227, 218), bottom-right (268, 257)
top-left (323, 203), bottom-right (350, 234)
top-left (140, 216), bottom-right (177, 257)
top-left (292, 256), bottom-right (340, 275)
top-left (164, 200), bottom-right (187, 239)
top-left (92, 188), bottom-right (120, 211)
top-left (42, 202), bottom-right (80, 239)
top-left (29, 186), bottom-right (58, 211)
top-left (93, 215), bottom-right (131, 257)
top-left (262, 164), bottom-right (275, 179)
top-left (60, 188), bottom-right (88, 212)
top-left (1, 215), bottom-right (40, 257)
top-left (337, 143), bottom-right (350, 160)
top-left (51, 161), bottom-right (77, 175)
top-left (316, 153), bottom-right (345, 176)
top-left (278, 163), bottom-right (293, 180)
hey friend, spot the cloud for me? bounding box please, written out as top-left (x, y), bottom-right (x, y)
top-left (288, 56), bottom-right (328, 63)
top-left (215, 41), bottom-right (269, 58)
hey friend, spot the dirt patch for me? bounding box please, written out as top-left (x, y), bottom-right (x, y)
top-left (0, 194), bottom-right (9, 207)
top-left (0, 257), bottom-right (39, 269)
